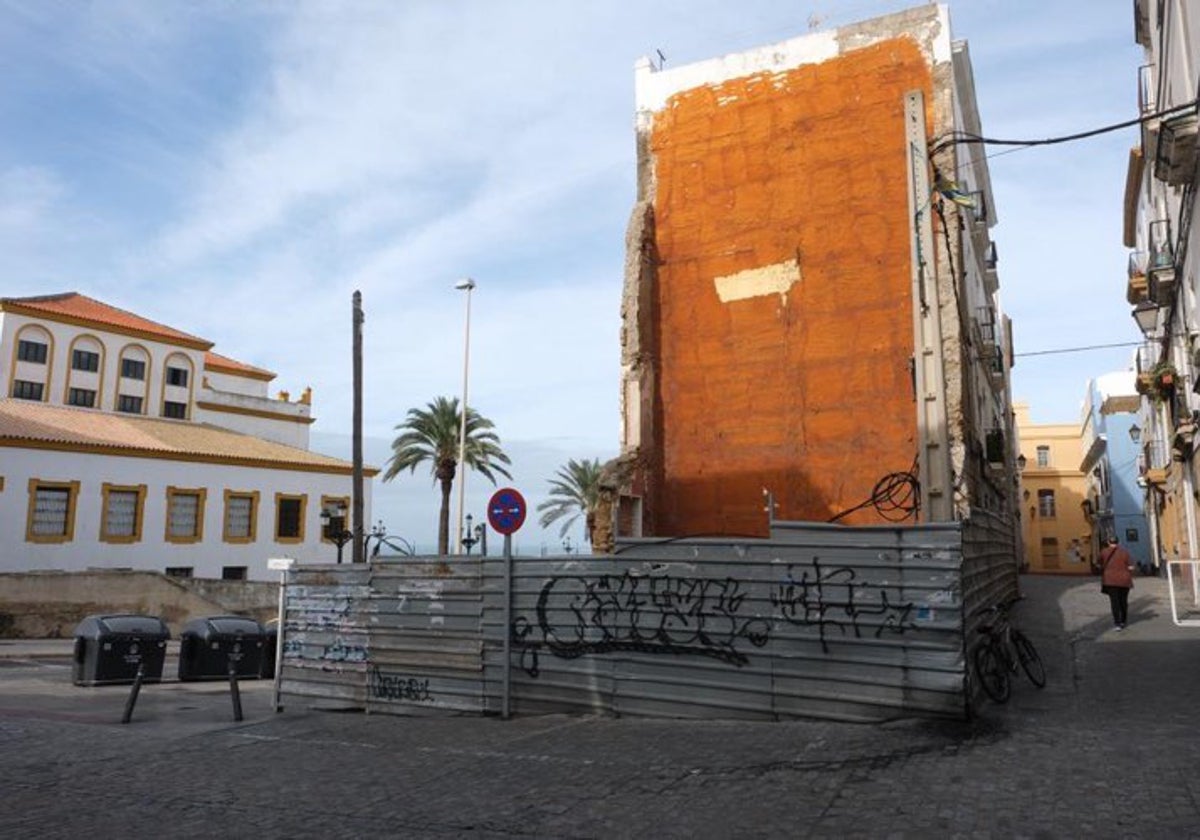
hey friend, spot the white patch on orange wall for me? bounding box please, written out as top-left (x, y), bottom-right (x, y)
top-left (713, 259), bottom-right (800, 305)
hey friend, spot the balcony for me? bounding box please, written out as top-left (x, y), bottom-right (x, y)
top-left (1155, 107), bottom-right (1199, 187)
top-left (1139, 64), bottom-right (1159, 159)
top-left (1135, 0), bottom-right (1151, 48)
top-left (1126, 250), bottom-right (1149, 304)
top-left (974, 305), bottom-right (996, 347)
top-left (1141, 439), bottom-right (1170, 485)
top-left (1147, 219), bottom-right (1175, 304)
top-left (985, 428), bottom-right (1006, 470)
top-left (983, 240), bottom-right (998, 295)
top-left (963, 190), bottom-right (988, 226)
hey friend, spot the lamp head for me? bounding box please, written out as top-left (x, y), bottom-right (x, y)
top-left (1132, 301), bottom-right (1159, 336)
top-left (455, 278), bottom-right (476, 291)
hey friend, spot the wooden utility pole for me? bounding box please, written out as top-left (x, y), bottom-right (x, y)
top-left (352, 290), bottom-right (365, 563)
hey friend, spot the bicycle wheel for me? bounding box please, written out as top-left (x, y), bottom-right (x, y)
top-left (973, 642), bottom-right (1011, 703)
top-left (1012, 630), bottom-right (1046, 688)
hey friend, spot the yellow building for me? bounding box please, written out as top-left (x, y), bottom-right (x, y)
top-left (1015, 404), bottom-right (1093, 575)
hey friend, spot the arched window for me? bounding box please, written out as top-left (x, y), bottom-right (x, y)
top-left (10, 325), bottom-right (53, 402)
top-left (115, 344), bottom-right (151, 414)
top-left (64, 334), bottom-right (104, 409)
top-left (160, 352), bottom-right (194, 420)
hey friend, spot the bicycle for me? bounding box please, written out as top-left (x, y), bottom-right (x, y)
top-left (971, 596), bottom-right (1047, 703)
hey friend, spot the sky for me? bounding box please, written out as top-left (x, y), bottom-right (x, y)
top-left (0, 0), bottom-right (1146, 553)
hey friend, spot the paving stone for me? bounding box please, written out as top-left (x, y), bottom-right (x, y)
top-left (0, 574), bottom-right (1197, 837)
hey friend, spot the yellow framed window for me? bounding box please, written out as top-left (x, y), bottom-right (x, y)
top-left (26, 479), bottom-right (80, 543)
top-left (100, 483), bottom-right (146, 543)
top-left (165, 487), bottom-right (207, 543)
top-left (223, 490), bottom-right (259, 543)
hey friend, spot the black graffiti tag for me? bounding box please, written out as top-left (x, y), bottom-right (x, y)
top-left (512, 572), bottom-right (770, 678)
top-left (368, 666), bottom-right (433, 703)
top-left (770, 557), bottom-right (916, 653)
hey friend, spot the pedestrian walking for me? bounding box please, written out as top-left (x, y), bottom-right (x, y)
top-left (1099, 535), bottom-right (1135, 630)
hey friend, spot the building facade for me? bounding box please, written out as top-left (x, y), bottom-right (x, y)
top-left (614, 5), bottom-right (1018, 539)
top-left (1125, 0), bottom-right (1199, 566)
top-left (1015, 404), bottom-right (1093, 574)
top-left (1080, 374), bottom-right (1151, 570)
top-left (0, 293), bottom-right (373, 580)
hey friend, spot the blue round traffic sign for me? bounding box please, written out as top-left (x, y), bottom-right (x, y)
top-left (487, 487), bottom-right (527, 535)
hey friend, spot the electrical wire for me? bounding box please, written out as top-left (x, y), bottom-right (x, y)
top-left (827, 457), bottom-right (921, 523)
top-left (1014, 341), bottom-right (1142, 358)
top-left (929, 99), bottom-right (1199, 157)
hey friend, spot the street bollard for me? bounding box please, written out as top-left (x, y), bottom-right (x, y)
top-left (121, 663), bottom-right (146, 724)
top-left (228, 660), bottom-right (243, 722)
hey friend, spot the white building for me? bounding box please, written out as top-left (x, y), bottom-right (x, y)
top-left (0, 292), bottom-right (373, 580)
top-left (1125, 0), bottom-right (1199, 563)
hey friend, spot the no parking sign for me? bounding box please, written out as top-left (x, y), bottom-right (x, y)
top-left (487, 487), bottom-right (527, 536)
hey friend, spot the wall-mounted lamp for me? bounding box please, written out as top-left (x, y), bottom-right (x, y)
top-left (1132, 301), bottom-right (1159, 337)
top-left (1129, 423), bottom-right (1142, 445)
top-left (1017, 453), bottom-right (1027, 472)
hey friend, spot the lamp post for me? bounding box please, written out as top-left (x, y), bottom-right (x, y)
top-left (363, 519), bottom-right (387, 559)
top-left (453, 278), bottom-right (476, 555)
top-left (461, 513), bottom-right (479, 554)
top-left (320, 504), bottom-right (354, 564)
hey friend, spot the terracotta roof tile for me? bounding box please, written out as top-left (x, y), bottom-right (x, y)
top-left (1, 292), bottom-right (213, 349)
top-left (204, 351), bottom-right (276, 381)
top-left (0, 399), bottom-right (374, 475)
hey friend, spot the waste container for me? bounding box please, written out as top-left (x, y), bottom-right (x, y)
top-left (259, 619), bottom-right (279, 679)
top-left (72, 614), bottom-right (170, 687)
top-left (177, 615), bottom-right (266, 681)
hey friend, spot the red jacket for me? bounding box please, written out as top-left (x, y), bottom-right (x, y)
top-left (1100, 544), bottom-right (1134, 589)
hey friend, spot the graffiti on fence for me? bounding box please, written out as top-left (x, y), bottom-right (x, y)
top-left (770, 557), bottom-right (916, 652)
top-left (368, 667), bottom-right (434, 703)
top-left (512, 571), bottom-right (771, 678)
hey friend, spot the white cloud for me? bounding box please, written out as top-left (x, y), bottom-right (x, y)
top-left (2, 0), bottom-right (1150, 480)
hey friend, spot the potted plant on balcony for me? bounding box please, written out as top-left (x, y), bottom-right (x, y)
top-left (1154, 361), bottom-right (1178, 391)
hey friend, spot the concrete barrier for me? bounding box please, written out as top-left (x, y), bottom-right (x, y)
top-left (0, 570), bottom-right (278, 638)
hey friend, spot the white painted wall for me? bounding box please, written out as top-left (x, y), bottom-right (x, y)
top-left (192, 401), bottom-right (311, 449)
top-left (0, 445), bottom-right (371, 581)
top-left (0, 312), bottom-right (206, 417)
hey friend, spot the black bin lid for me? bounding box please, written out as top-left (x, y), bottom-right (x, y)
top-left (73, 614), bottom-right (170, 640)
top-left (182, 615), bottom-right (263, 638)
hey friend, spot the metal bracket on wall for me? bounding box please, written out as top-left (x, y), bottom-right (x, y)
top-left (904, 89), bottom-right (953, 521)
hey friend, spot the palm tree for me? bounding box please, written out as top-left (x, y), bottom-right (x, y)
top-left (383, 396), bottom-right (512, 555)
top-left (536, 458), bottom-right (603, 547)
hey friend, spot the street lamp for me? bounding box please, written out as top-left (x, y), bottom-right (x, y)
top-left (1017, 453), bottom-right (1027, 472)
top-left (453, 277), bottom-right (476, 555)
top-left (320, 504), bottom-right (353, 564)
top-left (1132, 301), bottom-right (1159, 337)
top-left (461, 513), bottom-right (479, 554)
top-left (1129, 423), bottom-right (1142, 445)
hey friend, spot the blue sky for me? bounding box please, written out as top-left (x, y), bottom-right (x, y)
top-left (0, 0), bottom-right (1145, 552)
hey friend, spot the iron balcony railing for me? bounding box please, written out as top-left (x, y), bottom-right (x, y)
top-left (1138, 64), bottom-right (1157, 117)
top-left (1128, 250), bottom-right (1148, 278)
top-left (1137, 342), bottom-right (1159, 374)
top-left (1140, 438), bottom-right (1171, 473)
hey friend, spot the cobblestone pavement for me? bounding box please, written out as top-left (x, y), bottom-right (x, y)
top-left (1, 574), bottom-right (1198, 838)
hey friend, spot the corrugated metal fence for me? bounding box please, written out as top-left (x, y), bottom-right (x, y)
top-left (279, 513), bottom-right (1017, 722)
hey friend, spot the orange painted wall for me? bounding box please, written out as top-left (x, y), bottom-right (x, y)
top-left (647, 38), bottom-right (932, 536)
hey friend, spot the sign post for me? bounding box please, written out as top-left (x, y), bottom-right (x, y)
top-left (487, 488), bottom-right (526, 719)
top-left (267, 557), bottom-right (295, 713)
